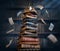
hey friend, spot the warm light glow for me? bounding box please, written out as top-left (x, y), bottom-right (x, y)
top-left (29, 6), bottom-right (32, 10)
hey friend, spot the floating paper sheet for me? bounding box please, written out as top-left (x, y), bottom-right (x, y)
top-left (6, 29), bottom-right (14, 34)
top-left (36, 5), bottom-right (49, 17)
top-left (48, 23), bottom-right (54, 31)
top-left (6, 39), bottom-right (13, 48)
top-left (46, 10), bottom-right (49, 17)
top-left (40, 18), bottom-right (46, 24)
top-left (8, 17), bottom-right (14, 25)
top-left (36, 5), bottom-right (44, 10)
top-left (47, 34), bottom-right (58, 43)
top-left (17, 11), bottom-right (22, 17)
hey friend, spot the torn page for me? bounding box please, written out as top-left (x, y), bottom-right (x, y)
top-left (8, 17), bottom-right (14, 25)
top-left (46, 10), bottom-right (49, 17)
top-left (48, 23), bottom-right (54, 31)
top-left (6, 39), bottom-right (13, 48)
top-left (47, 34), bottom-right (58, 43)
top-left (6, 29), bottom-right (14, 34)
top-left (17, 11), bottom-right (22, 17)
top-left (40, 18), bottom-right (46, 24)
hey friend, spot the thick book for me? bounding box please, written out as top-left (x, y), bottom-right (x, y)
top-left (20, 44), bottom-right (40, 48)
top-left (19, 37), bottom-right (40, 42)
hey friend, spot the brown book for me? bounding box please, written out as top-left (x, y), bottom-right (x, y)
top-left (21, 27), bottom-right (37, 32)
top-left (20, 44), bottom-right (40, 48)
top-left (21, 26), bottom-right (37, 31)
top-left (20, 37), bottom-right (39, 42)
top-left (18, 41), bottom-right (40, 45)
top-left (22, 15), bottom-right (37, 19)
top-left (25, 30), bottom-right (37, 33)
top-left (20, 31), bottom-right (37, 35)
top-left (21, 34), bottom-right (38, 38)
top-left (23, 22), bottom-right (38, 27)
top-left (20, 29), bottom-right (37, 33)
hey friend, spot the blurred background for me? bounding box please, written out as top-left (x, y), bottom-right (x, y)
top-left (0, 0), bottom-right (60, 51)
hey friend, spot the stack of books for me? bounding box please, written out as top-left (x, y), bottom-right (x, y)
top-left (18, 6), bottom-right (40, 51)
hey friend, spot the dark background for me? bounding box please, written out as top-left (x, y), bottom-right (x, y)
top-left (0, 0), bottom-right (60, 51)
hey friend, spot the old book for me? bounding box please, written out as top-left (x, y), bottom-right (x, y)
top-left (21, 29), bottom-right (37, 34)
top-left (21, 29), bottom-right (37, 33)
top-left (21, 34), bottom-right (38, 38)
top-left (21, 26), bottom-right (37, 31)
top-left (19, 41), bottom-right (40, 45)
top-left (23, 7), bottom-right (37, 15)
top-left (22, 15), bottom-right (37, 19)
top-left (20, 44), bottom-right (40, 48)
top-left (23, 22), bottom-right (38, 27)
top-left (19, 37), bottom-right (39, 42)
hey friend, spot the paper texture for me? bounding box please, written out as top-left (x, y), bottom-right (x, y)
top-left (6, 29), bottom-right (14, 34)
top-left (8, 17), bottom-right (14, 25)
top-left (48, 34), bottom-right (58, 43)
top-left (6, 39), bottom-right (13, 48)
top-left (48, 23), bottom-right (54, 31)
